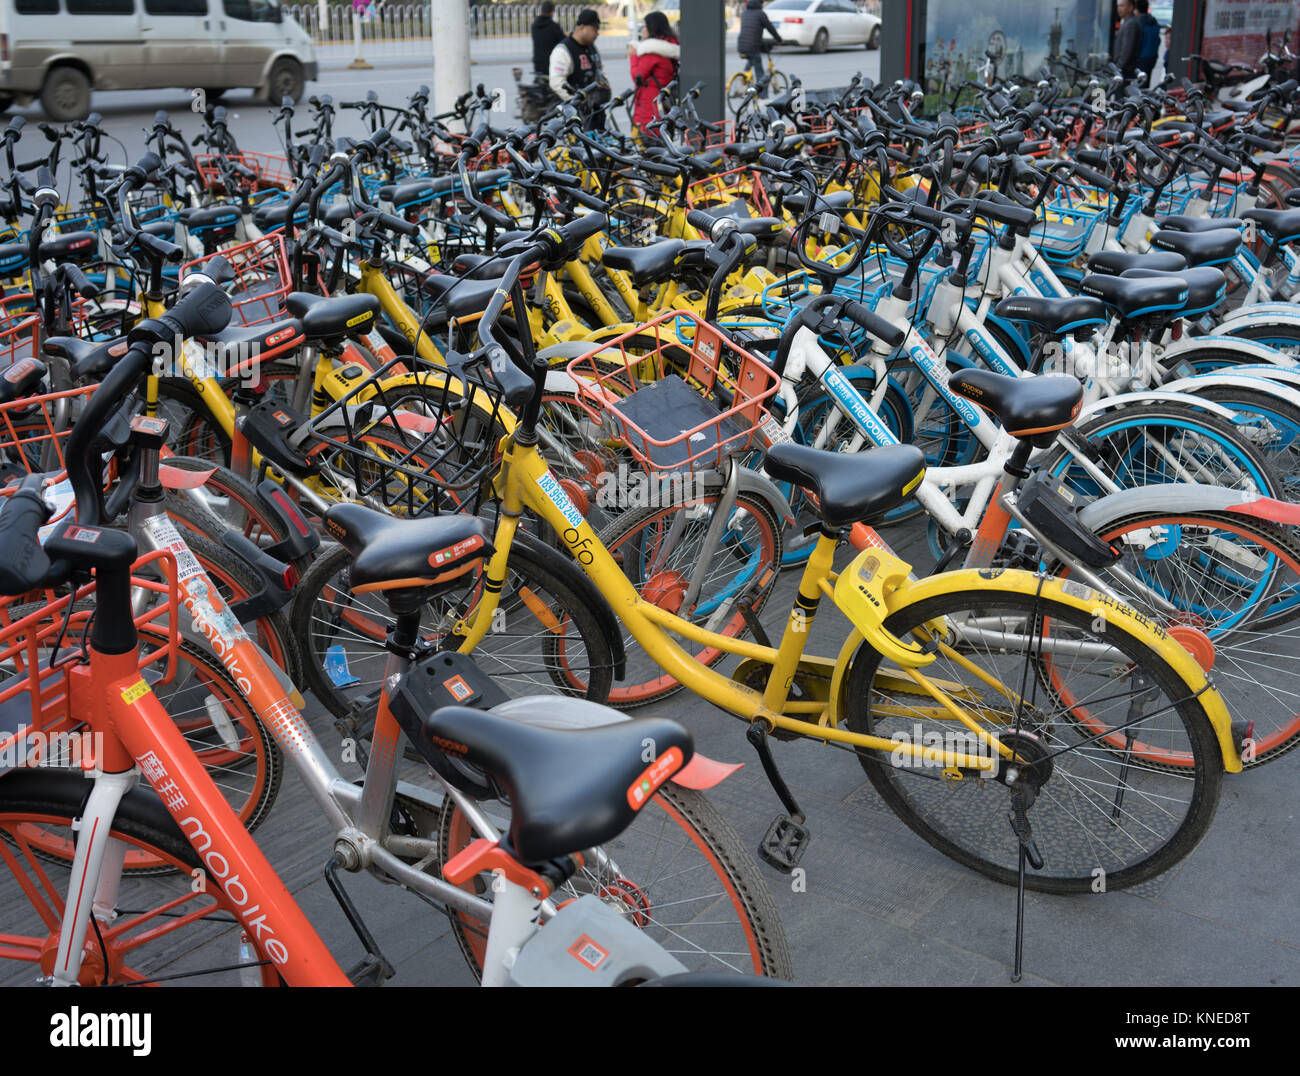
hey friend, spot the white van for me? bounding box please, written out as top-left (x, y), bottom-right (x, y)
top-left (0, 0), bottom-right (317, 121)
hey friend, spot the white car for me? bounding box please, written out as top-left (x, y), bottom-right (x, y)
top-left (767, 0), bottom-right (881, 54)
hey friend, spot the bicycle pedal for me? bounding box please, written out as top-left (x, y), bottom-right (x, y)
top-left (346, 952), bottom-right (394, 987)
top-left (758, 814), bottom-right (810, 873)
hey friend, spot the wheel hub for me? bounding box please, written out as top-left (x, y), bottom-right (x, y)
top-left (994, 729), bottom-right (1054, 793)
top-left (642, 570), bottom-right (686, 613)
top-left (598, 877), bottom-right (651, 927)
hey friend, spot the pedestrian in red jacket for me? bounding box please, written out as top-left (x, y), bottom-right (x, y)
top-left (628, 10), bottom-right (680, 132)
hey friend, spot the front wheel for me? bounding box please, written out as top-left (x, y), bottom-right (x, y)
top-left (437, 781), bottom-right (794, 981)
top-left (842, 575), bottom-right (1222, 892)
top-left (767, 69), bottom-right (790, 97)
top-left (0, 770), bottom-right (284, 986)
top-left (867, 25), bottom-right (881, 49)
top-left (265, 58), bottom-right (305, 105)
top-left (726, 70), bottom-right (750, 111)
top-left (810, 28), bottom-right (829, 53)
top-left (1060, 510), bottom-right (1300, 765)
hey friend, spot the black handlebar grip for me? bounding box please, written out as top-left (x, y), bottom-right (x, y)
top-left (133, 281), bottom-right (233, 344)
top-left (686, 208), bottom-right (723, 237)
top-left (6, 116), bottom-right (25, 136)
top-left (135, 231), bottom-right (184, 264)
top-left (566, 188), bottom-right (610, 212)
top-left (1196, 143), bottom-right (1238, 170)
top-left (1274, 79), bottom-right (1298, 96)
top-left (1071, 163), bottom-right (1115, 191)
top-left (843, 301), bottom-right (905, 349)
top-left (187, 253), bottom-right (234, 287)
top-left (1076, 148), bottom-right (1108, 169)
top-left (484, 343), bottom-right (535, 413)
top-left (538, 169), bottom-right (581, 188)
top-left (0, 480), bottom-right (52, 597)
top-left (637, 158), bottom-right (680, 178)
top-left (63, 262), bottom-right (99, 300)
top-left (758, 152), bottom-right (789, 172)
top-left (378, 211), bottom-right (419, 237)
top-left (971, 197), bottom-right (1036, 230)
top-left (561, 212), bottom-right (607, 247)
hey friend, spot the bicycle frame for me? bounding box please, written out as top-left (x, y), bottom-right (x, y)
top-left (453, 429), bottom-right (1239, 772)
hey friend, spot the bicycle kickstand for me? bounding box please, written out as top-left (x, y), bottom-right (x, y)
top-left (1007, 784), bottom-right (1044, 983)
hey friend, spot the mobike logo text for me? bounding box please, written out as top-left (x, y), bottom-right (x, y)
top-left (179, 816), bottom-right (289, 965)
top-left (182, 581), bottom-right (252, 696)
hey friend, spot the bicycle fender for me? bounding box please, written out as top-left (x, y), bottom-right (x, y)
top-left (1161, 335), bottom-right (1286, 365)
top-left (827, 568), bottom-right (1241, 773)
top-left (510, 527), bottom-right (627, 681)
top-left (1159, 372), bottom-right (1300, 412)
top-left (159, 462), bottom-right (217, 489)
top-left (1078, 481), bottom-right (1300, 530)
top-left (737, 467), bottom-right (796, 527)
top-left (1076, 390), bottom-right (1240, 423)
top-left (1215, 302), bottom-right (1300, 324)
top-left (488, 697), bottom-right (741, 788)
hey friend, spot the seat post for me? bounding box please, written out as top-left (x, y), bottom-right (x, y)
top-left (761, 531), bottom-right (838, 714)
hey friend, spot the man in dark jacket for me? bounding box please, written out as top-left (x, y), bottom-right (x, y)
top-left (532, 1), bottom-right (566, 78)
top-left (1112, 0), bottom-right (1142, 81)
top-left (1135, 0), bottom-right (1160, 82)
top-left (738, 0), bottom-right (782, 93)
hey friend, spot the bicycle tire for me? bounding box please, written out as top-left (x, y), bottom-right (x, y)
top-left (1192, 383), bottom-right (1300, 501)
top-left (596, 486), bottom-right (783, 708)
top-left (841, 573), bottom-right (1222, 893)
top-left (1060, 509), bottom-right (1300, 765)
top-left (0, 623), bottom-right (280, 875)
top-left (0, 768), bottom-right (283, 986)
top-left (1043, 402), bottom-right (1281, 502)
top-left (290, 537), bottom-right (616, 726)
top-left (726, 71), bottom-right (750, 112)
top-left (436, 780), bottom-right (794, 981)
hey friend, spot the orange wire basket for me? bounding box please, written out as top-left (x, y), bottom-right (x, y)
top-left (0, 296), bottom-right (40, 372)
top-left (0, 549), bottom-right (180, 769)
top-left (182, 234), bottom-right (293, 327)
top-left (682, 119), bottom-right (735, 150)
top-left (0, 383), bottom-right (100, 483)
top-left (195, 151), bottom-right (293, 194)
top-left (685, 167), bottom-right (773, 220)
top-left (566, 310), bottom-right (780, 475)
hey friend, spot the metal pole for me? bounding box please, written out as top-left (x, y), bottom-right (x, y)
top-left (880, 0), bottom-right (926, 85)
top-left (433, 0), bottom-right (472, 129)
top-left (1169, 0), bottom-right (1202, 83)
top-left (679, 0), bottom-right (725, 123)
top-left (316, 0), bottom-right (328, 42)
top-left (349, 8), bottom-right (373, 69)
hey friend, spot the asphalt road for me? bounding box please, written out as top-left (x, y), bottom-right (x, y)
top-left (4, 39), bottom-right (880, 168)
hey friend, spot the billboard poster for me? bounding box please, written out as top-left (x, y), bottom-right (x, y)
top-left (1202, 0), bottom-right (1300, 63)
top-left (924, 0), bottom-right (1111, 99)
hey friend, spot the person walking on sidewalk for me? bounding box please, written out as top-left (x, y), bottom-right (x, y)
top-left (1135, 0), bottom-right (1161, 84)
top-left (629, 10), bottom-right (680, 134)
top-left (1112, 0), bottom-right (1142, 82)
top-left (738, 0), bottom-right (783, 93)
top-left (532, 1), bottom-right (565, 79)
top-left (549, 8), bottom-right (609, 130)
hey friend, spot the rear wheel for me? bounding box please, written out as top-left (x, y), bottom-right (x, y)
top-left (867, 25), bottom-right (881, 49)
top-left (40, 66), bottom-right (91, 122)
top-left (810, 28), bottom-right (829, 54)
top-left (436, 781), bottom-right (794, 981)
top-left (842, 578), bottom-right (1222, 892)
top-left (290, 537), bottom-right (616, 727)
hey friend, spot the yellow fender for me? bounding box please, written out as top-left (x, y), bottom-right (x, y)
top-left (824, 568), bottom-right (1242, 773)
